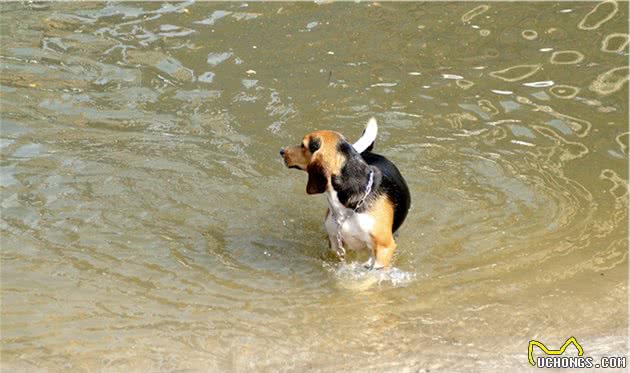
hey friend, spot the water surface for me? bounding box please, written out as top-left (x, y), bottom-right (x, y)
top-left (1, 2), bottom-right (628, 371)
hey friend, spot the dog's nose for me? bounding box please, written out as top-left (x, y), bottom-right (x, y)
top-left (279, 148), bottom-right (285, 156)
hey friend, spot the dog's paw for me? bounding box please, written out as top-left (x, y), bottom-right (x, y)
top-left (363, 257), bottom-right (375, 270)
top-left (321, 250), bottom-right (340, 261)
top-left (371, 260), bottom-right (386, 270)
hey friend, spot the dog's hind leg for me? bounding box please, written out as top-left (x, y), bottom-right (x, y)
top-left (373, 240), bottom-right (396, 269)
top-left (366, 197), bottom-right (396, 269)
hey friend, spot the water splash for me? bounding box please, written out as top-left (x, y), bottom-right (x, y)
top-left (324, 261), bottom-right (416, 290)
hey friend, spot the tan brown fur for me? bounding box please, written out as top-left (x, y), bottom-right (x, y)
top-left (282, 129), bottom-right (404, 269)
top-left (366, 195), bottom-right (396, 268)
top-left (281, 130), bottom-right (345, 187)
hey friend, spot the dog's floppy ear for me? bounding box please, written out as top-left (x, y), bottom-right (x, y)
top-left (306, 161), bottom-right (328, 194)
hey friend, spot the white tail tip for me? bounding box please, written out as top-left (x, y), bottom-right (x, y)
top-left (353, 117), bottom-right (378, 153)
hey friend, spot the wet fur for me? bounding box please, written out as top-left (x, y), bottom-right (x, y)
top-left (332, 141), bottom-right (410, 232)
top-left (280, 119), bottom-right (410, 268)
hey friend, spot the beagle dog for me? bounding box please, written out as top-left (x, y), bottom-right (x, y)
top-left (280, 118), bottom-right (410, 269)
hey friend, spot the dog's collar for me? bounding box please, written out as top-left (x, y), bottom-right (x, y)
top-left (334, 169), bottom-right (374, 259)
top-left (354, 169), bottom-right (374, 211)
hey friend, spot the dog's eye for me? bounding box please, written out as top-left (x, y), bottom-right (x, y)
top-left (308, 138), bottom-right (321, 153)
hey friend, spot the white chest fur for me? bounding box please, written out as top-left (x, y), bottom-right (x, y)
top-left (324, 189), bottom-right (375, 252)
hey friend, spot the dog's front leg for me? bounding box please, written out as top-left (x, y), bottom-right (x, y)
top-left (324, 210), bottom-right (342, 260)
top-left (362, 240), bottom-right (376, 269)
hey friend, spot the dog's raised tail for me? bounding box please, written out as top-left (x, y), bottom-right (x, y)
top-left (353, 117), bottom-right (378, 153)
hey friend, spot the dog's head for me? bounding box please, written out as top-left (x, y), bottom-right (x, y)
top-left (280, 118), bottom-right (378, 195)
top-left (280, 130), bottom-right (349, 194)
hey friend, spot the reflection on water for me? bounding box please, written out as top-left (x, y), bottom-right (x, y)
top-left (1, 1), bottom-right (628, 371)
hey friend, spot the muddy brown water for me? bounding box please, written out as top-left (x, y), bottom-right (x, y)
top-left (0, 2), bottom-right (628, 372)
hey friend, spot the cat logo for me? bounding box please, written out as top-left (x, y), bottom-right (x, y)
top-left (528, 337), bottom-right (584, 366)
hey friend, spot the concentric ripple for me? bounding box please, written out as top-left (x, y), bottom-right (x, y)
top-left (1, 2), bottom-right (627, 371)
